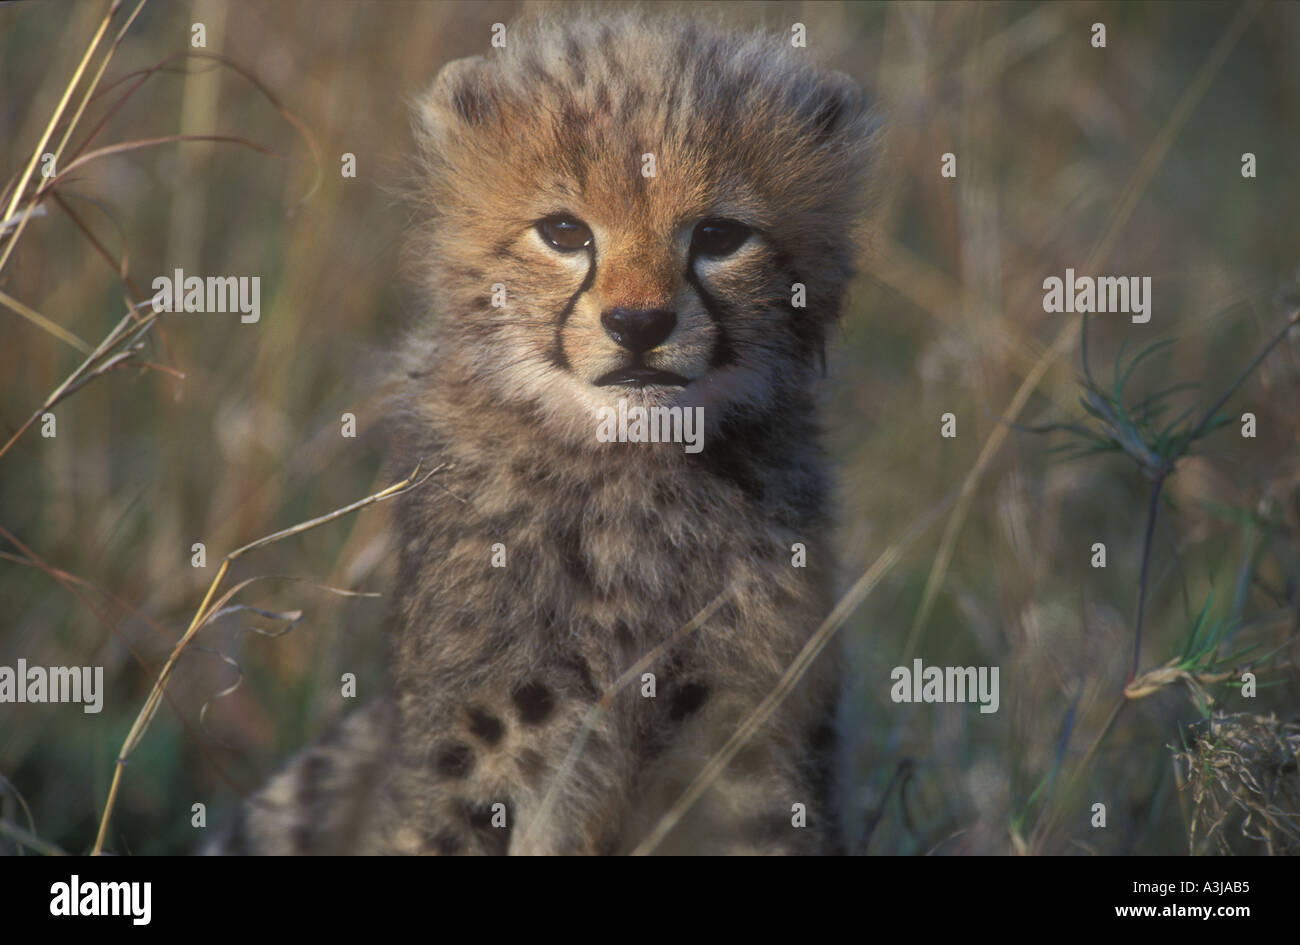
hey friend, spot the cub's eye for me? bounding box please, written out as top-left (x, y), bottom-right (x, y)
top-left (691, 218), bottom-right (752, 258)
top-left (536, 214), bottom-right (593, 252)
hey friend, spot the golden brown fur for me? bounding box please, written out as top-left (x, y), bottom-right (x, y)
top-left (213, 9), bottom-right (877, 856)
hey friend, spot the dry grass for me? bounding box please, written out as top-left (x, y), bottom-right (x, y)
top-left (1176, 712), bottom-right (1300, 855)
top-left (1, 0), bottom-right (1298, 856)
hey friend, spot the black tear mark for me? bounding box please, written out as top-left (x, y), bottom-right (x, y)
top-left (434, 741), bottom-right (475, 779)
top-left (466, 705), bottom-right (505, 746)
top-left (684, 257), bottom-right (734, 369)
top-left (512, 681), bottom-right (556, 725)
top-left (549, 245), bottom-right (598, 371)
top-left (669, 682), bottom-right (710, 721)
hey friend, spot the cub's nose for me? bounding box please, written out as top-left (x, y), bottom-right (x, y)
top-left (600, 307), bottom-right (677, 353)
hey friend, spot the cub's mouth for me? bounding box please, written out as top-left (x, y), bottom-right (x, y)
top-left (594, 366), bottom-right (690, 389)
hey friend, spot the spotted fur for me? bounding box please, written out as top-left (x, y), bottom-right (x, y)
top-left (211, 9), bottom-right (877, 856)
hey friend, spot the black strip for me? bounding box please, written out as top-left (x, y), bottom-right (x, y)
top-left (549, 245), bottom-right (597, 371)
top-left (685, 252), bottom-right (735, 368)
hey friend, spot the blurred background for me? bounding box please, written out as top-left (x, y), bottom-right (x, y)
top-left (1, 0), bottom-right (1297, 856)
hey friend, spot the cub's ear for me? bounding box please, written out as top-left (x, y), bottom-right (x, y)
top-left (417, 55), bottom-right (497, 140)
top-left (807, 69), bottom-right (869, 143)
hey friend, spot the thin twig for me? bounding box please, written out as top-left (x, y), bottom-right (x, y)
top-left (90, 462), bottom-right (444, 854)
top-left (1173, 304), bottom-right (1300, 461)
top-left (0, 289), bottom-right (94, 354)
top-left (0, 0), bottom-right (125, 275)
top-left (51, 191), bottom-right (148, 302)
top-left (1132, 478), bottom-right (1165, 679)
top-left (38, 136), bottom-right (282, 202)
top-left (0, 301), bottom-right (157, 462)
top-left (1028, 696), bottom-right (1128, 853)
top-left (0, 526), bottom-right (254, 798)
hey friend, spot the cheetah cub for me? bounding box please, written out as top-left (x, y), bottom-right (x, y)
top-left (215, 11), bottom-right (877, 855)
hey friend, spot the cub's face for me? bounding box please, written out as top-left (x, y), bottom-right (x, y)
top-left (412, 18), bottom-right (875, 446)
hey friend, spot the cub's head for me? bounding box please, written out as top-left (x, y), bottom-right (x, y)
top-left (409, 13), bottom-right (877, 450)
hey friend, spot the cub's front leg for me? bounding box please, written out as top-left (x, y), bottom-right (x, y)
top-left (381, 658), bottom-right (639, 856)
top-left (618, 671), bottom-right (842, 855)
